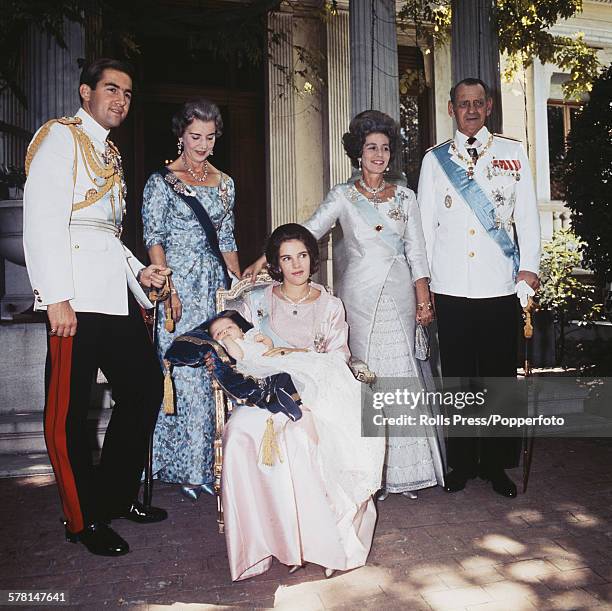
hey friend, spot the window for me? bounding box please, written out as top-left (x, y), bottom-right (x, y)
top-left (547, 100), bottom-right (582, 200)
top-left (398, 46), bottom-right (433, 191)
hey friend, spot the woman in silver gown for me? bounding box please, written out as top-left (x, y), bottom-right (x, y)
top-left (245, 110), bottom-right (444, 499)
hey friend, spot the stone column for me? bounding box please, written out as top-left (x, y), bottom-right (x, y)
top-left (267, 11), bottom-right (298, 230)
top-left (350, 0), bottom-right (400, 120)
top-left (322, 5), bottom-right (352, 289)
top-left (451, 0), bottom-right (503, 133)
top-left (349, 0), bottom-right (403, 178)
top-left (326, 6), bottom-right (352, 188)
top-left (533, 59), bottom-right (554, 202)
top-left (0, 20), bottom-right (84, 320)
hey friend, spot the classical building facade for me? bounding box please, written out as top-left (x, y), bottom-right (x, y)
top-left (1, 0), bottom-right (611, 470)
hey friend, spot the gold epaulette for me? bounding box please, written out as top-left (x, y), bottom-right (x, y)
top-left (25, 117), bottom-right (82, 175)
top-left (426, 139), bottom-right (452, 152)
top-left (58, 116), bottom-right (82, 126)
top-left (494, 133), bottom-right (521, 142)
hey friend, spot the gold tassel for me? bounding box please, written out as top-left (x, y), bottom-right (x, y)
top-left (162, 359), bottom-right (174, 414)
top-left (164, 277), bottom-right (175, 333)
top-left (164, 302), bottom-right (175, 333)
top-left (259, 417), bottom-right (283, 466)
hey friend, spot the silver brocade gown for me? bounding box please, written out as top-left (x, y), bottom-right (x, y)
top-left (304, 183), bottom-right (445, 493)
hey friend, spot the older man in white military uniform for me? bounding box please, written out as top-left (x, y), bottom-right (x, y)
top-left (23, 58), bottom-right (171, 556)
top-left (417, 77), bottom-right (541, 498)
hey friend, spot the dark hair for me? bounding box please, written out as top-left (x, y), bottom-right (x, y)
top-left (207, 310), bottom-right (253, 336)
top-left (79, 58), bottom-right (135, 102)
top-left (265, 223), bottom-right (319, 282)
top-left (342, 110), bottom-right (399, 169)
top-left (172, 99), bottom-right (223, 138)
top-left (449, 78), bottom-right (491, 104)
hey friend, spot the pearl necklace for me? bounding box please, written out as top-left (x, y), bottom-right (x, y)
top-left (450, 133), bottom-right (494, 180)
top-left (359, 177), bottom-right (386, 205)
top-left (182, 154), bottom-right (209, 183)
top-left (280, 284), bottom-right (312, 316)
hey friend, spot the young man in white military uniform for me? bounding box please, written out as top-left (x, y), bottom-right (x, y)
top-left (24, 58), bottom-right (171, 555)
top-left (417, 77), bottom-right (541, 498)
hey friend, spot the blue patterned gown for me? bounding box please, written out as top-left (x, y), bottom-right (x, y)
top-left (142, 170), bottom-right (236, 485)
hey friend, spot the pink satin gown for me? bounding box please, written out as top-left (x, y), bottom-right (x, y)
top-left (221, 284), bottom-right (380, 581)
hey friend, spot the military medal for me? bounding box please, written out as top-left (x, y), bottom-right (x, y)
top-left (450, 133), bottom-right (494, 180)
top-left (444, 195), bottom-right (452, 208)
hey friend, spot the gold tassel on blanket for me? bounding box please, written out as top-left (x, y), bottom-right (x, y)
top-left (259, 417), bottom-right (283, 466)
top-left (162, 359), bottom-right (175, 414)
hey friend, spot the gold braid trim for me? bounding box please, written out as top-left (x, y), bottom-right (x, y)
top-left (25, 116), bottom-right (82, 176)
top-left (71, 176), bottom-right (117, 211)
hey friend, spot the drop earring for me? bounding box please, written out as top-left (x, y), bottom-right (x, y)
top-left (209, 149), bottom-right (214, 157)
top-left (177, 139), bottom-right (184, 155)
top-left (358, 158), bottom-right (362, 171)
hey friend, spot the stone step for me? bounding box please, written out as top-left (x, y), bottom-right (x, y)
top-left (0, 409), bottom-right (111, 455)
top-left (0, 453), bottom-right (52, 478)
top-left (526, 377), bottom-right (591, 415)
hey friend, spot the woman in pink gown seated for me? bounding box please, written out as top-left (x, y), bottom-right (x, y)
top-left (220, 223), bottom-right (385, 581)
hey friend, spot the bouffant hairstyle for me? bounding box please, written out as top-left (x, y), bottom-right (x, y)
top-left (342, 110), bottom-right (400, 169)
top-left (265, 224), bottom-right (320, 282)
top-left (171, 98), bottom-right (223, 138)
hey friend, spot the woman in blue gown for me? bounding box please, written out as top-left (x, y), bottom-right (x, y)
top-left (142, 99), bottom-right (240, 499)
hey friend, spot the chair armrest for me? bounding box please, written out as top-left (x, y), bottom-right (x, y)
top-left (348, 357), bottom-right (377, 385)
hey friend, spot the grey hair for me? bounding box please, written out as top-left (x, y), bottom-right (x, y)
top-left (172, 98), bottom-right (223, 138)
top-left (449, 78), bottom-right (491, 104)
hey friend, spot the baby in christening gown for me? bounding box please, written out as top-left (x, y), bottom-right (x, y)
top-left (208, 316), bottom-right (385, 507)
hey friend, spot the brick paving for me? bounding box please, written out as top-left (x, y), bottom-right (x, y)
top-left (1, 438), bottom-right (612, 610)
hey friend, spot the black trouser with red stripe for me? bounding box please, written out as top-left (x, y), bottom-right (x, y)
top-left (44, 294), bottom-right (162, 534)
top-left (435, 293), bottom-right (521, 474)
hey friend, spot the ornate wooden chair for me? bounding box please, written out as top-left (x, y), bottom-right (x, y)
top-left (212, 271), bottom-right (375, 533)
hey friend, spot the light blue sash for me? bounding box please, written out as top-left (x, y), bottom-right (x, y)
top-left (344, 185), bottom-right (404, 255)
top-left (248, 288), bottom-right (287, 347)
top-left (432, 145), bottom-right (520, 277)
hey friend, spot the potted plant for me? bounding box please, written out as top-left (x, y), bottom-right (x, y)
top-left (6, 166), bottom-right (26, 199)
top-left (0, 165), bottom-right (10, 200)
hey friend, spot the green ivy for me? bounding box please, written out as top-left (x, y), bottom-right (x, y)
top-left (398, 0), bottom-right (602, 100)
top-left (538, 228), bottom-right (601, 321)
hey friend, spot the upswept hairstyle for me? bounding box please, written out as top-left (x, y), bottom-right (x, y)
top-left (342, 110), bottom-right (400, 169)
top-left (265, 223), bottom-right (319, 282)
top-left (172, 98), bottom-right (223, 138)
top-left (449, 78), bottom-right (491, 104)
top-left (79, 58), bottom-right (135, 99)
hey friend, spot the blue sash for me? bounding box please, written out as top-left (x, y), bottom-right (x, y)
top-left (345, 186), bottom-right (404, 255)
top-left (248, 288), bottom-right (287, 347)
top-left (432, 145), bottom-right (520, 277)
top-left (157, 168), bottom-right (230, 288)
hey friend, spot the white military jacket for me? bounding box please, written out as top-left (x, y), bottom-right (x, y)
top-left (417, 126), bottom-right (541, 298)
top-left (23, 108), bottom-right (153, 314)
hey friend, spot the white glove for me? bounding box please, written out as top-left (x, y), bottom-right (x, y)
top-left (515, 280), bottom-right (535, 308)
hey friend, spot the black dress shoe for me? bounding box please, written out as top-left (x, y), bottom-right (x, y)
top-left (113, 500), bottom-right (168, 524)
top-left (488, 470), bottom-right (517, 498)
top-left (443, 469), bottom-right (477, 493)
top-left (65, 522), bottom-right (129, 556)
